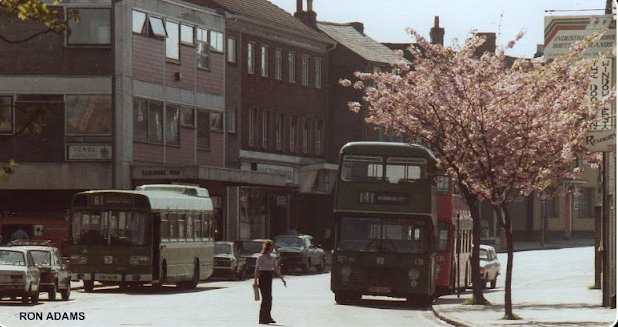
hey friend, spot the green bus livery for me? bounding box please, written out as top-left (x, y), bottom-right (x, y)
top-left (331, 142), bottom-right (437, 306)
top-left (67, 184), bottom-right (214, 292)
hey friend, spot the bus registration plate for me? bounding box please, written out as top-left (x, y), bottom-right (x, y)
top-left (95, 273), bottom-right (121, 281)
top-left (368, 286), bottom-right (391, 293)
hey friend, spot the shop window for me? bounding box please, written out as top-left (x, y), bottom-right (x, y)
top-left (66, 95), bottom-right (112, 135)
top-left (67, 8), bottom-right (111, 45)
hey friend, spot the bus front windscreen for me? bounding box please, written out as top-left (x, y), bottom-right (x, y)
top-left (338, 216), bottom-right (429, 254)
top-left (71, 211), bottom-right (148, 246)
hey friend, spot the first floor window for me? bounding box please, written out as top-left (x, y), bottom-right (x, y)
top-left (275, 112), bottom-right (283, 150)
top-left (165, 105), bottom-right (179, 145)
top-left (226, 108), bottom-right (236, 133)
top-left (301, 117), bottom-right (309, 154)
top-left (211, 111), bottom-right (223, 132)
top-left (262, 110), bottom-right (270, 149)
top-left (67, 8), bottom-right (111, 45)
top-left (197, 110), bottom-right (210, 149)
top-left (247, 43), bottom-right (255, 74)
top-left (249, 108), bottom-right (257, 147)
top-left (66, 95), bottom-right (112, 135)
top-left (133, 98), bottom-right (163, 143)
top-left (315, 119), bottom-right (323, 155)
top-left (289, 115), bottom-right (297, 152)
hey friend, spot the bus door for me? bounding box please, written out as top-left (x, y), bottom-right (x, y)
top-left (152, 212), bottom-right (161, 280)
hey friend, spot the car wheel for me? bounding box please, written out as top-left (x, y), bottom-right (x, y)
top-left (316, 256), bottom-right (326, 272)
top-left (61, 287), bottom-right (71, 300)
top-left (83, 280), bottom-right (94, 293)
top-left (48, 284), bottom-right (57, 300)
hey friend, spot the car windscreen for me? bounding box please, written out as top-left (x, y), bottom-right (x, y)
top-left (275, 237), bottom-right (303, 247)
top-left (215, 243), bottom-right (232, 255)
top-left (30, 250), bottom-right (52, 267)
top-left (0, 250), bottom-right (26, 266)
top-left (241, 242), bottom-right (263, 253)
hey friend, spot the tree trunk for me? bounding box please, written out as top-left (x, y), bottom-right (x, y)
top-left (497, 204), bottom-right (518, 320)
top-left (460, 184), bottom-right (489, 304)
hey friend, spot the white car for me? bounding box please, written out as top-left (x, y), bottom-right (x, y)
top-left (0, 247), bottom-right (41, 304)
top-left (479, 244), bottom-right (500, 289)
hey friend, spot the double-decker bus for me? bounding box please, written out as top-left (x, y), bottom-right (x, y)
top-left (331, 142), bottom-right (437, 306)
top-left (435, 176), bottom-right (473, 295)
top-left (67, 184), bottom-right (214, 292)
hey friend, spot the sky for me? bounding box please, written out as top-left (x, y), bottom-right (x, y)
top-left (267, 0), bottom-right (611, 58)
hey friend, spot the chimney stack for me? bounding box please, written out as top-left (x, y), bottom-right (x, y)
top-left (294, 0), bottom-right (317, 29)
top-left (350, 22), bottom-right (364, 34)
top-left (429, 16), bottom-right (445, 45)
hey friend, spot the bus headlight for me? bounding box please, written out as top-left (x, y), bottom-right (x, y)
top-left (408, 269), bottom-right (420, 280)
top-left (340, 266), bottom-right (352, 278)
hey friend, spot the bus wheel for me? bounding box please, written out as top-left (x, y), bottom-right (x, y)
top-left (83, 281), bottom-right (94, 293)
top-left (190, 260), bottom-right (200, 289)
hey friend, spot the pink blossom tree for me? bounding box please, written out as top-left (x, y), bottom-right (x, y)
top-left (341, 30), bottom-right (613, 319)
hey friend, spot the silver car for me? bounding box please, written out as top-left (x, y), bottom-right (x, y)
top-left (479, 244), bottom-right (500, 289)
top-left (0, 247), bottom-right (41, 304)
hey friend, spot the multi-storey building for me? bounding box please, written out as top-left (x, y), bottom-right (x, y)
top-left (0, 0), bottom-right (229, 241)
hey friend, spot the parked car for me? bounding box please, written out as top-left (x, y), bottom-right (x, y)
top-left (275, 234), bottom-right (325, 274)
top-left (239, 239), bottom-right (279, 275)
top-left (9, 241), bottom-right (71, 300)
top-left (479, 244), bottom-right (500, 289)
top-left (214, 241), bottom-right (247, 280)
top-left (0, 246), bottom-right (40, 304)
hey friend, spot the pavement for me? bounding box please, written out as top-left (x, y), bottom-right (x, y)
top-left (431, 239), bottom-right (618, 327)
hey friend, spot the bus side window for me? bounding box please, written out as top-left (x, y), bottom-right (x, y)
top-left (178, 214), bottom-right (186, 241)
top-left (194, 216), bottom-right (202, 240)
top-left (204, 213), bottom-right (213, 240)
top-left (161, 213), bottom-right (170, 241)
top-left (169, 213), bottom-right (177, 241)
top-left (186, 213), bottom-right (194, 241)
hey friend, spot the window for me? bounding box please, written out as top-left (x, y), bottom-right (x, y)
top-left (196, 28), bottom-right (210, 69)
top-left (247, 43), bottom-right (255, 74)
top-left (132, 10), bottom-right (146, 34)
top-left (180, 107), bottom-right (195, 127)
top-left (275, 49), bottom-right (282, 80)
top-left (148, 16), bottom-right (167, 38)
top-left (165, 105), bottom-right (179, 145)
top-left (249, 108), bottom-right (257, 147)
top-left (67, 8), bottom-right (111, 45)
top-left (262, 111), bottom-right (270, 149)
top-left (0, 96), bottom-right (13, 134)
top-left (275, 113), bottom-right (283, 150)
top-left (385, 157), bottom-right (426, 183)
top-left (288, 52), bottom-right (296, 83)
top-left (210, 30), bottom-right (224, 52)
top-left (301, 117), bottom-right (309, 154)
top-left (577, 188), bottom-right (595, 218)
top-left (66, 95), bottom-right (112, 135)
top-left (226, 108), bottom-right (236, 133)
top-left (165, 20), bottom-right (179, 60)
top-left (197, 110), bottom-right (210, 149)
top-left (180, 24), bottom-right (194, 45)
top-left (315, 58), bottom-right (322, 88)
top-left (302, 55), bottom-right (309, 86)
top-left (132, 98), bottom-right (163, 143)
top-left (315, 119), bottom-right (323, 155)
top-left (227, 37), bottom-right (237, 63)
top-left (210, 111), bottom-right (223, 132)
top-left (260, 45), bottom-right (269, 77)
top-left (289, 115), bottom-right (297, 152)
